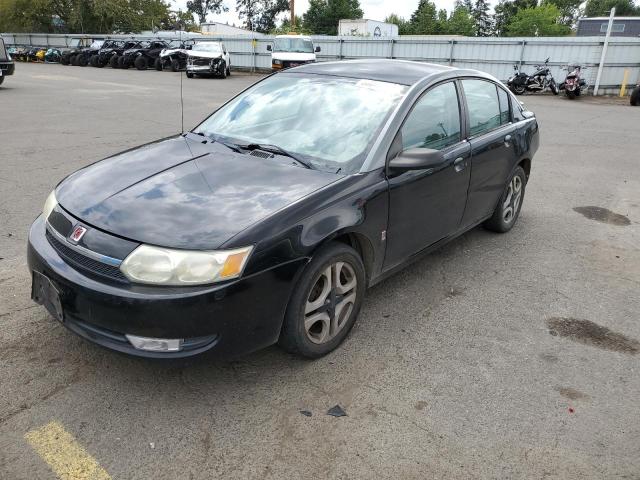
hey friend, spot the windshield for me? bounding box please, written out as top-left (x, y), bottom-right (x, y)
top-left (273, 38), bottom-right (313, 53)
top-left (192, 43), bottom-right (222, 53)
top-left (195, 73), bottom-right (407, 173)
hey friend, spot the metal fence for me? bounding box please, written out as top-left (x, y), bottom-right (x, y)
top-left (2, 32), bottom-right (639, 93)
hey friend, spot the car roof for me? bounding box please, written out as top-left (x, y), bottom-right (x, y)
top-left (289, 59), bottom-right (479, 86)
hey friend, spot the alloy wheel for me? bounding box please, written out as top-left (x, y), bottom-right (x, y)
top-left (502, 175), bottom-right (523, 224)
top-left (304, 262), bottom-right (357, 344)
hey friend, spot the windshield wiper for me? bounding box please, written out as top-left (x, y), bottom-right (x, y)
top-left (241, 143), bottom-right (313, 169)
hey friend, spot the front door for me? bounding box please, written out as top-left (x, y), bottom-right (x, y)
top-left (385, 81), bottom-right (471, 270)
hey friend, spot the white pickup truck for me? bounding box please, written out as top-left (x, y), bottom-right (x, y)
top-left (267, 35), bottom-right (320, 72)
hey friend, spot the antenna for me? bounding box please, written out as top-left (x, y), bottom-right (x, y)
top-left (179, 27), bottom-right (185, 133)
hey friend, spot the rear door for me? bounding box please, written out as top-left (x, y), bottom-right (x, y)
top-left (460, 79), bottom-right (518, 227)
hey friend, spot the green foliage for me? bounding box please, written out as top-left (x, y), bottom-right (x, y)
top-left (236, 0), bottom-right (289, 33)
top-left (302, 0), bottom-right (363, 35)
top-left (186, 0), bottom-right (226, 24)
top-left (271, 15), bottom-right (310, 34)
top-left (384, 13), bottom-right (412, 35)
top-left (0, 0), bottom-right (192, 33)
top-left (505, 2), bottom-right (571, 36)
top-left (406, 0), bottom-right (441, 34)
top-left (584, 0), bottom-right (640, 16)
top-left (397, 1), bottom-right (475, 35)
top-left (472, 0), bottom-right (492, 35)
top-left (446, 5), bottom-right (476, 35)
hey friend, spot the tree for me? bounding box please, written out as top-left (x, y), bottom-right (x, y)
top-left (547, 0), bottom-right (582, 26)
top-left (493, 0), bottom-right (537, 36)
top-left (584, 0), bottom-right (640, 16)
top-left (237, 0), bottom-right (288, 33)
top-left (302, 0), bottom-right (363, 35)
top-left (271, 14), bottom-right (308, 34)
top-left (384, 13), bottom-right (411, 34)
top-left (505, 3), bottom-right (571, 36)
top-left (472, 0), bottom-right (492, 36)
top-left (406, 0), bottom-right (440, 35)
top-left (445, 4), bottom-right (475, 35)
top-left (186, 0), bottom-right (227, 24)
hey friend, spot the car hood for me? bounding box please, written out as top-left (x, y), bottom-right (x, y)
top-left (55, 136), bottom-right (340, 250)
top-left (272, 52), bottom-right (316, 62)
top-left (187, 50), bottom-right (223, 59)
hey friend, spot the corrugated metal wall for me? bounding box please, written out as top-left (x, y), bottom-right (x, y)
top-left (2, 32), bottom-right (638, 93)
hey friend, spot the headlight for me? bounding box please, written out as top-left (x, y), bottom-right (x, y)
top-left (43, 190), bottom-right (57, 220)
top-left (120, 244), bottom-right (253, 285)
top-left (273, 60), bottom-right (282, 65)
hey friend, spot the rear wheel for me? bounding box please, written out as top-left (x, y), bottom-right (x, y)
top-left (484, 166), bottom-right (527, 233)
top-left (278, 242), bottom-right (365, 358)
top-left (89, 55), bottom-right (98, 67)
top-left (186, 71), bottom-right (194, 78)
top-left (77, 55), bottom-right (88, 67)
top-left (171, 59), bottom-right (180, 72)
top-left (70, 55), bottom-right (79, 66)
top-left (154, 58), bottom-right (163, 71)
top-left (109, 55), bottom-right (119, 68)
top-left (60, 54), bottom-right (70, 65)
top-left (511, 85), bottom-right (525, 95)
top-left (134, 56), bottom-right (148, 70)
top-left (118, 56), bottom-right (129, 69)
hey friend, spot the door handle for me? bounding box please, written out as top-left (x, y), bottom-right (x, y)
top-left (504, 134), bottom-right (512, 147)
top-left (453, 157), bottom-right (467, 173)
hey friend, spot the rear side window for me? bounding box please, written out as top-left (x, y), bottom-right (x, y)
top-left (401, 82), bottom-right (461, 151)
top-left (462, 79), bottom-right (502, 136)
top-left (497, 87), bottom-right (511, 125)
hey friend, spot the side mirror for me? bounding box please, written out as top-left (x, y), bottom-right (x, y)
top-left (266, 44), bottom-right (272, 51)
top-left (388, 148), bottom-right (445, 173)
top-left (315, 46), bottom-right (321, 52)
top-left (522, 110), bottom-right (535, 119)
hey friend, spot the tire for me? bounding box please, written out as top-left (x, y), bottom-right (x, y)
top-left (89, 55), bottom-right (98, 67)
top-left (219, 61), bottom-right (227, 78)
top-left (70, 55), bottom-right (79, 66)
top-left (511, 85), bottom-right (525, 95)
top-left (550, 79), bottom-right (559, 95)
top-left (77, 55), bottom-right (88, 67)
top-left (171, 59), bottom-right (180, 72)
top-left (109, 55), bottom-right (119, 68)
top-left (631, 87), bottom-right (640, 106)
top-left (483, 166), bottom-right (527, 233)
top-left (118, 56), bottom-right (129, 69)
top-left (278, 242), bottom-right (366, 358)
top-left (226, 65), bottom-right (231, 76)
top-left (0, 76), bottom-right (4, 86)
top-left (60, 54), bottom-right (70, 65)
top-left (155, 58), bottom-right (163, 71)
top-left (566, 90), bottom-right (576, 100)
top-left (186, 72), bottom-right (194, 78)
top-left (134, 56), bottom-right (148, 70)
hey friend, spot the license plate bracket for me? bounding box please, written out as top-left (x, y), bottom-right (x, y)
top-left (31, 271), bottom-right (64, 322)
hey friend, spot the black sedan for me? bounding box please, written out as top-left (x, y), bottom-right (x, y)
top-left (28, 59), bottom-right (539, 358)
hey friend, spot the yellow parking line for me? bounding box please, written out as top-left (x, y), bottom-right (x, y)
top-left (24, 421), bottom-right (111, 480)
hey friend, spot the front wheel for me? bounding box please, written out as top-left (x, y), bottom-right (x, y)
top-left (134, 56), bottom-right (148, 70)
top-left (484, 166), bottom-right (527, 233)
top-left (278, 243), bottom-right (366, 358)
top-left (219, 61), bottom-right (227, 78)
top-left (186, 71), bottom-right (194, 78)
top-left (566, 90), bottom-right (576, 99)
top-left (77, 55), bottom-right (88, 67)
top-left (109, 55), bottom-right (119, 68)
top-left (171, 59), bottom-right (180, 72)
top-left (550, 79), bottom-right (559, 95)
top-left (154, 58), bottom-right (163, 71)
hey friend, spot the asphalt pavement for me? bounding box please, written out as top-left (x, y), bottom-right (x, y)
top-left (0, 63), bottom-right (638, 479)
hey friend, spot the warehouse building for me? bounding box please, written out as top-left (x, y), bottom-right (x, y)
top-left (576, 16), bottom-right (640, 37)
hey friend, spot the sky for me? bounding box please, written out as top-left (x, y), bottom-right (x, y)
top-left (169, 0), bottom-right (492, 29)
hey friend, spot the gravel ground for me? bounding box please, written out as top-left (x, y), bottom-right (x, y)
top-left (0, 63), bottom-right (639, 479)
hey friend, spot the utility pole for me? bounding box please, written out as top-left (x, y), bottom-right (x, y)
top-left (290, 0), bottom-right (295, 28)
top-left (594, 7), bottom-right (615, 96)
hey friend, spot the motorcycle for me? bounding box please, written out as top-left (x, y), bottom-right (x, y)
top-left (507, 58), bottom-right (558, 96)
top-left (560, 64), bottom-right (587, 99)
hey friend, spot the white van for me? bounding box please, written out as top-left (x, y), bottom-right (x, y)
top-left (267, 35), bottom-right (320, 71)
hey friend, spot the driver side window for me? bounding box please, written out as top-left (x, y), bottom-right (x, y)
top-left (401, 82), bottom-right (461, 151)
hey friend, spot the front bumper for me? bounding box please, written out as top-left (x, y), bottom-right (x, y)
top-left (27, 215), bottom-right (305, 358)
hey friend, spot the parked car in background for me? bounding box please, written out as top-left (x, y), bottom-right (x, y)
top-left (185, 41), bottom-right (230, 78)
top-left (157, 41), bottom-right (191, 71)
top-left (267, 34), bottom-right (320, 71)
top-left (28, 59), bottom-right (539, 359)
top-left (118, 40), bottom-right (168, 70)
top-left (0, 38), bottom-right (15, 86)
top-left (67, 40), bottom-right (104, 66)
top-left (60, 38), bottom-right (91, 65)
top-left (90, 40), bottom-right (135, 68)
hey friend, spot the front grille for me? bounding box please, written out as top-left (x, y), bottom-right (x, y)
top-left (192, 57), bottom-right (212, 66)
top-left (46, 229), bottom-right (128, 283)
